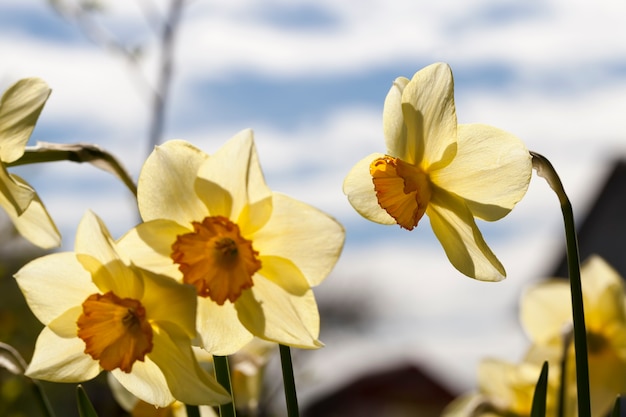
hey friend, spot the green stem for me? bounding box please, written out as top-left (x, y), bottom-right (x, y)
top-left (32, 381), bottom-right (56, 417)
top-left (279, 344), bottom-right (299, 417)
top-left (213, 355), bottom-right (236, 417)
top-left (531, 152), bottom-right (590, 417)
top-left (185, 404), bottom-right (201, 417)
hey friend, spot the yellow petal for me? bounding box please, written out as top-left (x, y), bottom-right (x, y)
top-left (140, 270), bottom-right (198, 340)
top-left (117, 219), bottom-right (190, 278)
top-left (148, 327), bottom-right (230, 406)
top-left (112, 356), bottom-right (174, 407)
top-left (0, 78), bottom-right (50, 163)
top-left (383, 76), bottom-right (410, 157)
top-left (75, 211), bottom-right (142, 298)
top-left (0, 165), bottom-right (34, 215)
top-left (430, 124), bottom-right (531, 221)
top-left (14, 252), bottom-right (97, 325)
top-left (236, 277), bottom-right (322, 349)
top-left (258, 256), bottom-right (309, 295)
top-left (427, 189), bottom-right (505, 281)
top-left (401, 62), bottom-right (458, 169)
top-left (252, 193), bottom-right (344, 286)
top-left (138, 140), bottom-right (209, 225)
top-left (197, 129), bottom-right (272, 221)
top-left (519, 279), bottom-right (571, 345)
top-left (343, 153), bottom-right (396, 225)
top-left (196, 297), bottom-right (253, 355)
top-left (26, 326), bottom-right (100, 382)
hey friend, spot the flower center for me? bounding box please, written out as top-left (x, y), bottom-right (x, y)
top-left (171, 216), bottom-right (261, 305)
top-left (77, 291), bottom-right (153, 373)
top-left (370, 156), bottom-right (432, 230)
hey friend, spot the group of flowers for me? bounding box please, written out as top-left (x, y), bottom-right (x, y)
top-left (2, 62), bottom-right (623, 416)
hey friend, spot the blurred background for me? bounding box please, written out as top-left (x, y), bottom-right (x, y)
top-left (1, 0), bottom-right (626, 416)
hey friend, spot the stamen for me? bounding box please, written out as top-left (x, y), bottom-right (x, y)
top-left (171, 216), bottom-right (261, 305)
top-left (370, 156), bottom-right (432, 230)
top-left (77, 292), bottom-right (153, 373)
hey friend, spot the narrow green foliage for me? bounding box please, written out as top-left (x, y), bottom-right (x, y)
top-left (530, 362), bottom-right (549, 417)
top-left (186, 404), bottom-right (201, 417)
top-left (213, 355), bottom-right (236, 417)
top-left (611, 396), bottom-right (621, 417)
top-left (279, 344), bottom-right (300, 417)
top-left (76, 385), bottom-right (99, 417)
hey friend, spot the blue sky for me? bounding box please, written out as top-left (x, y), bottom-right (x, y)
top-left (2, 0), bottom-right (626, 408)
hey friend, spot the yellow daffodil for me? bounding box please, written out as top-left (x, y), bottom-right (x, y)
top-left (520, 255), bottom-right (626, 417)
top-left (0, 78), bottom-right (60, 248)
top-left (343, 62), bottom-right (531, 281)
top-left (14, 211), bottom-right (230, 407)
top-left (118, 130), bottom-right (344, 354)
top-left (443, 355), bottom-right (559, 417)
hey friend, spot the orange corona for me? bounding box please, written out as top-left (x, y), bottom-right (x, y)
top-left (171, 216), bottom-right (261, 305)
top-left (77, 291), bottom-right (153, 373)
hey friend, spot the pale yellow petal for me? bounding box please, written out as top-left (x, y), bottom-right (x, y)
top-left (48, 306), bottom-right (82, 338)
top-left (519, 279), bottom-right (571, 345)
top-left (138, 140), bottom-right (209, 225)
top-left (258, 256), bottom-right (309, 295)
top-left (14, 252), bottom-right (97, 325)
top-left (117, 219), bottom-right (189, 278)
top-left (427, 188), bottom-right (505, 281)
top-left (430, 124), bottom-right (531, 221)
top-left (148, 327), bottom-right (230, 405)
top-left (196, 297), bottom-right (253, 355)
top-left (401, 62), bottom-right (457, 169)
top-left (141, 270), bottom-right (197, 340)
top-left (0, 78), bottom-right (50, 163)
top-left (580, 255), bottom-right (624, 306)
top-left (383, 76), bottom-right (410, 157)
top-left (236, 276), bottom-right (322, 349)
top-left (0, 165), bottom-right (34, 215)
top-left (112, 357), bottom-right (174, 408)
top-left (2, 175), bottom-right (60, 248)
top-left (197, 129), bottom-right (272, 221)
top-left (343, 152), bottom-right (396, 225)
top-left (252, 193), bottom-right (344, 286)
top-left (441, 393), bottom-right (486, 417)
top-left (26, 326), bottom-right (100, 382)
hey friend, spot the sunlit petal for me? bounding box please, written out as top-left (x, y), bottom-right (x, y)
top-left (112, 357), bottom-right (173, 408)
top-left (401, 62), bottom-right (457, 169)
top-left (0, 78), bottom-right (50, 163)
top-left (430, 124), bottom-right (531, 221)
top-left (197, 129), bottom-right (272, 220)
top-left (343, 152), bottom-right (396, 225)
top-left (427, 189), bottom-right (505, 281)
top-left (519, 279), bottom-right (571, 345)
top-left (138, 140), bottom-right (209, 225)
top-left (0, 166), bottom-right (34, 215)
top-left (14, 252), bottom-right (97, 324)
top-left (26, 326), bottom-right (100, 382)
top-left (148, 327), bottom-right (230, 406)
top-left (253, 193), bottom-right (344, 286)
top-left (383, 76), bottom-right (410, 157)
top-left (196, 297), bottom-right (253, 355)
top-left (236, 277), bottom-right (322, 349)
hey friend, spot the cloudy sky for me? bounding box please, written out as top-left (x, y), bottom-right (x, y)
top-left (2, 0), bottom-right (626, 408)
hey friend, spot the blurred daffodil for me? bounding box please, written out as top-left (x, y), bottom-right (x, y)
top-left (0, 78), bottom-right (60, 248)
top-left (442, 356), bottom-right (559, 417)
top-left (118, 130), bottom-right (345, 354)
top-left (343, 62), bottom-right (531, 281)
top-left (520, 255), bottom-right (626, 417)
top-left (14, 211), bottom-right (229, 407)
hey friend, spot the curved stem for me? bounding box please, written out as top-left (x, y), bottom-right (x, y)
top-left (531, 152), bottom-right (590, 417)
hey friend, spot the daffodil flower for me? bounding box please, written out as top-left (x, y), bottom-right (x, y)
top-left (343, 62), bottom-right (531, 281)
top-left (520, 255), bottom-right (626, 417)
top-left (118, 130), bottom-right (344, 354)
top-left (442, 356), bottom-right (559, 417)
top-left (0, 78), bottom-right (60, 248)
top-left (14, 211), bottom-right (230, 407)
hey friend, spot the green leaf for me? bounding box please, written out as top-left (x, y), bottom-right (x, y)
top-left (76, 385), bottom-right (99, 417)
top-left (530, 361), bottom-right (549, 417)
